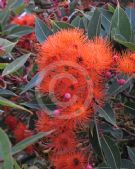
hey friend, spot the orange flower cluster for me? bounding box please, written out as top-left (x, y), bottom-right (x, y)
top-left (11, 13), bottom-right (35, 27)
top-left (36, 29), bottom-right (114, 168)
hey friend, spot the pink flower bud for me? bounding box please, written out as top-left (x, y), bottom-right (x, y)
top-left (117, 79), bottom-right (126, 85)
top-left (113, 55), bottom-right (119, 61)
top-left (64, 93), bottom-right (71, 99)
top-left (54, 109), bottom-right (60, 116)
top-left (0, 0), bottom-right (7, 9)
top-left (105, 71), bottom-right (112, 79)
top-left (61, 16), bottom-right (69, 22)
top-left (86, 164), bottom-right (93, 169)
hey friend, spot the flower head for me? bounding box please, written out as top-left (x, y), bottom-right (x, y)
top-left (60, 103), bottom-right (93, 129)
top-left (13, 122), bottom-right (34, 154)
top-left (36, 112), bottom-right (57, 133)
top-left (52, 152), bottom-right (87, 169)
top-left (118, 53), bottom-right (135, 74)
top-left (13, 122), bottom-right (32, 142)
top-left (11, 13), bottom-right (35, 27)
top-left (51, 130), bottom-right (77, 153)
top-left (88, 38), bottom-right (113, 73)
top-left (4, 115), bottom-right (18, 130)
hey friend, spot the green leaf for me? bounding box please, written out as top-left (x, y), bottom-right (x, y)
top-left (93, 115), bottom-right (105, 160)
top-left (121, 159), bottom-right (135, 169)
top-left (97, 103), bottom-right (117, 126)
top-left (14, 4), bottom-right (26, 15)
top-left (12, 130), bottom-right (54, 155)
top-left (88, 8), bottom-right (101, 39)
top-left (71, 16), bottom-right (81, 27)
top-left (14, 160), bottom-right (21, 169)
top-left (108, 76), bottom-right (133, 95)
top-left (21, 72), bottom-right (42, 94)
top-left (111, 5), bottom-right (133, 41)
top-left (99, 9), bottom-right (112, 36)
top-left (126, 8), bottom-right (135, 31)
top-left (124, 102), bottom-right (135, 116)
top-left (113, 35), bottom-right (135, 51)
top-left (0, 89), bottom-right (17, 96)
top-left (35, 17), bottom-right (52, 43)
top-left (0, 96), bottom-right (32, 114)
top-left (10, 0), bottom-right (25, 14)
top-left (108, 4), bottom-right (115, 13)
top-left (95, 163), bottom-right (111, 169)
top-left (89, 122), bottom-right (102, 156)
top-left (0, 63), bottom-right (8, 70)
top-left (0, 38), bottom-right (16, 54)
top-left (0, 10), bottom-right (10, 28)
top-left (7, 0), bottom-right (18, 9)
top-left (0, 128), bottom-right (13, 169)
top-left (101, 135), bottom-right (121, 169)
top-left (52, 21), bottom-right (75, 32)
top-left (6, 26), bottom-right (33, 38)
top-left (2, 53), bottom-right (30, 76)
top-left (127, 146), bottom-right (135, 164)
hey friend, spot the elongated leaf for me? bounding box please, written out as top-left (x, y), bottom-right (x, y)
top-left (12, 130), bottom-right (54, 154)
top-left (0, 63), bottom-right (8, 70)
top-left (71, 16), bottom-right (81, 27)
top-left (7, 26), bottom-right (33, 38)
top-left (127, 146), bottom-right (135, 164)
top-left (93, 115), bottom-right (105, 160)
top-left (0, 89), bottom-right (17, 96)
top-left (2, 53), bottom-right (30, 76)
top-left (113, 35), bottom-right (135, 51)
top-left (0, 10), bottom-right (10, 27)
top-left (126, 8), bottom-right (135, 31)
top-left (89, 122), bottom-right (102, 156)
top-left (108, 76), bottom-right (133, 95)
top-left (99, 9), bottom-right (112, 36)
top-left (88, 8), bottom-right (101, 39)
top-left (0, 38), bottom-right (16, 54)
top-left (7, 0), bottom-right (17, 9)
top-left (0, 128), bottom-right (13, 169)
top-left (101, 135), bottom-right (121, 169)
top-left (52, 21), bottom-right (75, 32)
top-left (13, 160), bottom-right (21, 169)
top-left (21, 72), bottom-right (42, 94)
top-left (11, 0), bottom-right (25, 14)
top-left (21, 102), bottom-right (40, 110)
top-left (124, 102), bottom-right (135, 115)
top-left (95, 163), bottom-right (111, 169)
top-left (111, 5), bottom-right (132, 41)
top-left (121, 159), bottom-right (135, 169)
top-left (97, 104), bottom-right (117, 126)
top-left (14, 3), bottom-right (26, 15)
top-left (108, 4), bottom-right (115, 13)
top-left (35, 17), bottom-right (52, 43)
top-left (0, 96), bottom-right (32, 114)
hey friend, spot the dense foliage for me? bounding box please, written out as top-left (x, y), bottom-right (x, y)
top-left (0, 0), bottom-right (135, 169)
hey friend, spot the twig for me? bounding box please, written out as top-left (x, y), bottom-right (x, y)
top-left (15, 47), bottom-right (36, 57)
top-left (122, 92), bottom-right (135, 100)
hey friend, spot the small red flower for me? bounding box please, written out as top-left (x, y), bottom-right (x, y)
top-left (11, 13), bottom-right (35, 27)
top-left (13, 122), bottom-right (27, 142)
top-left (51, 130), bottom-right (77, 153)
top-left (4, 115), bottom-right (18, 130)
top-left (52, 152), bottom-right (87, 169)
top-left (118, 53), bottom-right (135, 74)
top-left (13, 122), bottom-right (34, 154)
